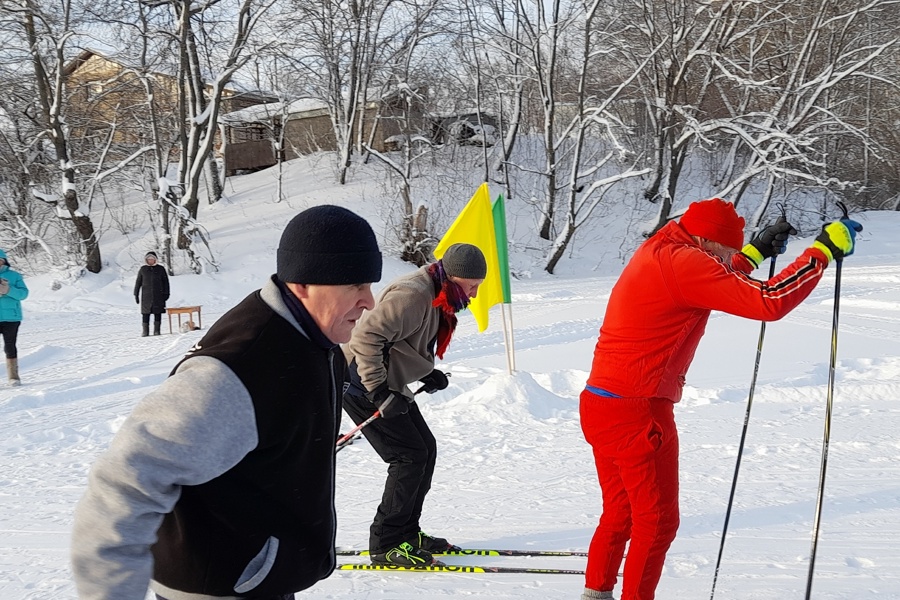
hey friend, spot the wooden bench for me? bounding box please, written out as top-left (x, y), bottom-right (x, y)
top-left (166, 306), bottom-right (202, 334)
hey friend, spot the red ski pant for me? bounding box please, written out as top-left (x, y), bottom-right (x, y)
top-left (580, 391), bottom-right (680, 600)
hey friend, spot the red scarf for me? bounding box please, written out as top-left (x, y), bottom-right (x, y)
top-left (428, 262), bottom-right (469, 360)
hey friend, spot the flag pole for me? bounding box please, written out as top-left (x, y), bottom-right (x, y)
top-left (501, 304), bottom-right (514, 374)
top-left (491, 193), bottom-right (515, 373)
top-left (508, 304), bottom-right (517, 371)
top-left (501, 303), bottom-right (517, 372)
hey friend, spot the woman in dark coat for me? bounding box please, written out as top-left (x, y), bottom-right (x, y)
top-left (134, 251), bottom-right (170, 336)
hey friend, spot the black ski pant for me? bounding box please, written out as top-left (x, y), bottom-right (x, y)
top-left (342, 393), bottom-right (437, 553)
top-left (0, 321), bottom-right (19, 358)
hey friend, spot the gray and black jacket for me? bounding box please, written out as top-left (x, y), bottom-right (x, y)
top-left (72, 277), bottom-right (342, 600)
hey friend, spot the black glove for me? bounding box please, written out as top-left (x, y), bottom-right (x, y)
top-left (743, 216), bottom-right (797, 267)
top-left (419, 369), bottom-right (449, 394)
top-left (366, 382), bottom-right (409, 418)
top-left (135, 296), bottom-right (140, 304)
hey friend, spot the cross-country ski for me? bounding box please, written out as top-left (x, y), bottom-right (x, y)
top-left (337, 563), bottom-right (586, 575)
top-left (336, 547), bottom-right (588, 558)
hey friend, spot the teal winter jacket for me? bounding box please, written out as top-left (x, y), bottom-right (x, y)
top-left (0, 250), bottom-right (28, 322)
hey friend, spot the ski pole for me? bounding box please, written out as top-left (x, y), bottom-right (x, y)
top-left (805, 202), bottom-right (855, 600)
top-left (335, 382), bottom-right (436, 453)
top-left (336, 411), bottom-right (380, 451)
top-left (709, 254), bottom-right (778, 600)
top-left (710, 206), bottom-right (793, 599)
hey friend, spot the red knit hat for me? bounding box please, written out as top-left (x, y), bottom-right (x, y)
top-left (679, 198), bottom-right (745, 250)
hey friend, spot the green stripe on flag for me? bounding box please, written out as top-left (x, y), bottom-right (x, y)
top-left (492, 194), bottom-right (512, 303)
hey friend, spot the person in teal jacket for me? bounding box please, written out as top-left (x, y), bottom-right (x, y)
top-left (0, 249), bottom-right (29, 386)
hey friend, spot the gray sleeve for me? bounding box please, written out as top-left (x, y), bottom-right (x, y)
top-left (349, 280), bottom-right (431, 393)
top-left (71, 356), bottom-right (257, 600)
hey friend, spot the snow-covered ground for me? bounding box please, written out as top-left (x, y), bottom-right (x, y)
top-left (2, 159), bottom-right (899, 599)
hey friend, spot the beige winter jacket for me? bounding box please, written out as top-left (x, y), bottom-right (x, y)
top-left (343, 266), bottom-right (439, 398)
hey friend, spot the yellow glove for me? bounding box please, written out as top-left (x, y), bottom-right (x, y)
top-left (812, 219), bottom-right (863, 262)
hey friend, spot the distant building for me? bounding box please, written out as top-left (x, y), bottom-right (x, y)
top-left (220, 98), bottom-right (335, 175)
top-left (63, 49), bottom-right (275, 159)
top-left (430, 110), bottom-right (498, 147)
top-left (219, 87), bottom-right (430, 175)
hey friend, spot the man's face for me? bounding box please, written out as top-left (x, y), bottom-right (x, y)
top-left (700, 239), bottom-right (738, 263)
top-left (289, 283), bottom-right (375, 344)
top-left (449, 276), bottom-right (485, 300)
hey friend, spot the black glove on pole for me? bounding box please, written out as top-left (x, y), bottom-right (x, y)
top-left (749, 216), bottom-right (797, 258)
top-left (418, 369), bottom-right (450, 393)
top-left (742, 216), bottom-right (798, 268)
top-left (366, 382), bottom-right (410, 419)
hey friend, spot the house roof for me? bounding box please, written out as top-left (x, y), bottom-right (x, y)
top-left (63, 49), bottom-right (276, 102)
top-left (220, 97), bottom-right (330, 124)
top-left (430, 108), bottom-right (496, 119)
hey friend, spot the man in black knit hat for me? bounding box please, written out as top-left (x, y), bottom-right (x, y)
top-left (343, 242), bottom-right (487, 567)
top-left (73, 206), bottom-right (382, 600)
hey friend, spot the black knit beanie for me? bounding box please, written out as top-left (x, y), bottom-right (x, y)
top-left (277, 205), bottom-right (382, 284)
top-left (145, 251), bottom-right (158, 260)
top-left (440, 243), bottom-right (487, 279)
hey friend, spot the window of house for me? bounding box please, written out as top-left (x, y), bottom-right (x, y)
top-left (230, 124), bottom-right (268, 143)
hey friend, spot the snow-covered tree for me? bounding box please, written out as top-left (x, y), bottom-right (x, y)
top-left (1, 0), bottom-right (103, 272)
top-left (141, 0), bottom-right (276, 273)
top-left (0, 67), bottom-right (60, 270)
top-left (706, 0), bottom-right (900, 224)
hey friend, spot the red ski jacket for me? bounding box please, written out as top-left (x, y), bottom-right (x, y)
top-left (586, 220), bottom-right (829, 403)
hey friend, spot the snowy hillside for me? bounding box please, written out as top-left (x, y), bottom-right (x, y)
top-left (2, 158), bottom-right (900, 600)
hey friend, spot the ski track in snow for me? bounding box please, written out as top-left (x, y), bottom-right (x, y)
top-left (3, 235), bottom-right (900, 597)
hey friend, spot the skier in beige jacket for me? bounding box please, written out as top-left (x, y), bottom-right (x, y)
top-left (342, 243), bottom-right (487, 567)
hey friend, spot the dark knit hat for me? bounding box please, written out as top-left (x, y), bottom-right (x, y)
top-left (441, 243), bottom-right (487, 279)
top-left (277, 205), bottom-right (382, 284)
top-left (145, 251), bottom-right (158, 260)
top-left (680, 198), bottom-right (745, 251)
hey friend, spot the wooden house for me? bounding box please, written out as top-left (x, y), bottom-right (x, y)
top-left (220, 87), bottom-right (430, 175)
top-left (63, 49), bottom-right (275, 159)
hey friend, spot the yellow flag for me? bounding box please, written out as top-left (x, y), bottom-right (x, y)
top-left (433, 183), bottom-right (504, 332)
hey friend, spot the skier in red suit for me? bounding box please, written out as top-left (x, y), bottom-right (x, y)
top-left (580, 198), bottom-right (862, 600)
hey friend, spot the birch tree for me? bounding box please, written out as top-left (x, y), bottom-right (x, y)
top-left (614, 0), bottom-right (767, 232)
top-left (0, 0), bottom-right (103, 272)
top-left (541, 0), bottom-right (655, 273)
top-left (471, 0), bottom-right (654, 272)
top-left (707, 0), bottom-right (900, 225)
top-left (472, 0), bottom-right (528, 197)
top-left (277, 0), bottom-right (400, 185)
top-left (360, 1), bottom-right (443, 264)
top-left (142, 0), bottom-right (276, 273)
top-left (513, 0), bottom-right (573, 241)
top-left (88, 0), bottom-right (183, 271)
top-left (0, 67), bottom-right (59, 268)
top-left (613, 0), bottom-right (899, 232)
